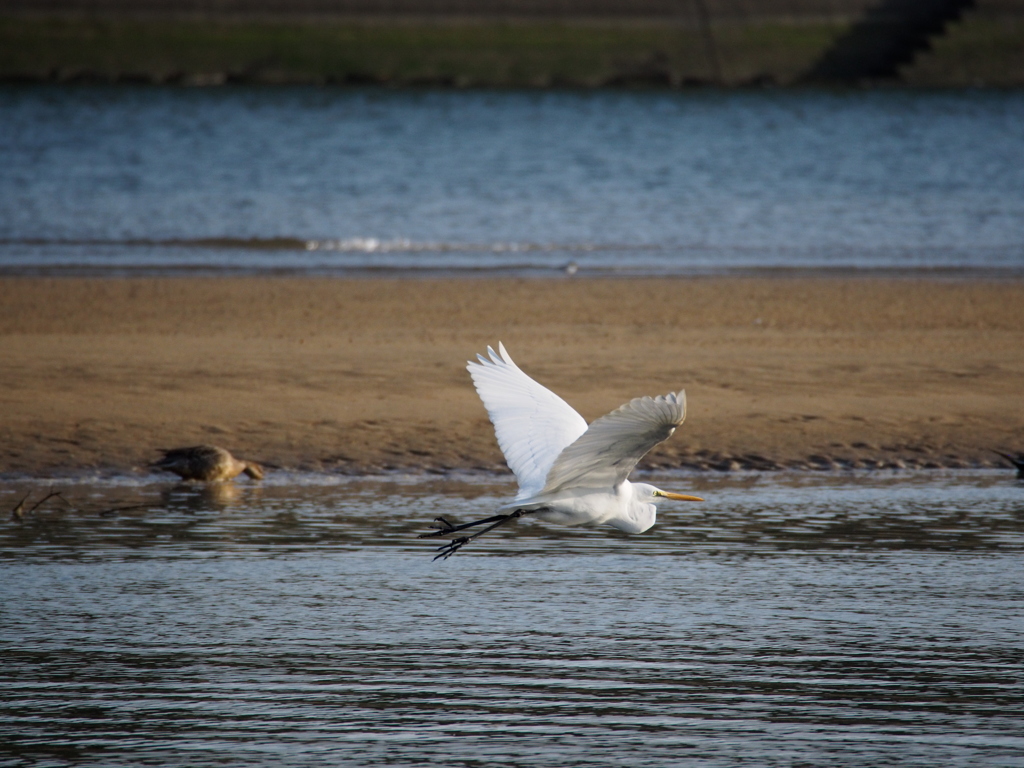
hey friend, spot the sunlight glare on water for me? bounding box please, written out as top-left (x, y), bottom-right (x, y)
top-left (2, 472), bottom-right (1024, 766)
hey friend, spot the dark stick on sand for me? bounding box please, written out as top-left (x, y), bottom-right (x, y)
top-left (994, 450), bottom-right (1024, 478)
top-left (11, 490), bottom-right (68, 521)
top-left (97, 504), bottom-right (153, 518)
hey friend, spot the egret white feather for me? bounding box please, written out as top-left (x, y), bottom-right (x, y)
top-left (540, 391), bottom-right (686, 495)
top-left (467, 342), bottom-right (587, 498)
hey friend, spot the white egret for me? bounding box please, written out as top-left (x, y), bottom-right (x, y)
top-left (421, 343), bottom-right (702, 559)
top-left (151, 445), bottom-right (264, 482)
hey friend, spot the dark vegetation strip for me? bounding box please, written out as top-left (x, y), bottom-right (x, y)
top-left (0, 16), bottom-right (840, 87)
top-left (0, 1), bottom-right (1020, 86)
top-left (0, 0), bottom-right (877, 17)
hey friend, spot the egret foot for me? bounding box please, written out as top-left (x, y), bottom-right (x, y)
top-left (425, 509), bottom-right (530, 560)
top-left (420, 516), bottom-right (459, 535)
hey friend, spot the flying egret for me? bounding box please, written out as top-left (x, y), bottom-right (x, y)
top-left (421, 343), bottom-right (703, 559)
top-left (151, 445), bottom-right (264, 482)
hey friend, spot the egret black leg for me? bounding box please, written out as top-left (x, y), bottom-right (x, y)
top-left (418, 513), bottom-right (512, 539)
top-left (427, 509), bottom-right (530, 560)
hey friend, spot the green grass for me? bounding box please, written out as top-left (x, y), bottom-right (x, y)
top-left (901, 16), bottom-right (1024, 86)
top-left (0, 16), bottom-right (846, 86)
top-left (1, 14), bottom-right (1019, 87)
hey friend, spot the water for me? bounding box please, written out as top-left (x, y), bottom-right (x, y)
top-left (2, 87), bottom-right (1024, 276)
top-left (3, 472), bottom-right (1023, 766)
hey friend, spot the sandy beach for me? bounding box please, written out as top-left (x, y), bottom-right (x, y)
top-left (1, 275), bottom-right (1022, 477)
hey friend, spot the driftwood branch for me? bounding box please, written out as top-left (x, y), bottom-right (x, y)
top-left (10, 490), bottom-right (67, 521)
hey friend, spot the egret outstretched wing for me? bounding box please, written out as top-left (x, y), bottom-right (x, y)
top-left (467, 343), bottom-right (588, 497)
top-left (540, 391), bottom-right (686, 494)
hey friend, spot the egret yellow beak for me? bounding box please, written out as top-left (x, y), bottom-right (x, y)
top-left (656, 491), bottom-right (704, 501)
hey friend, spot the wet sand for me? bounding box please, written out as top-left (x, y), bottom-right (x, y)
top-left (1, 276), bottom-right (1022, 477)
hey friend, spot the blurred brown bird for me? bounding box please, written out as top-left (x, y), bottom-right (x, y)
top-left (152, 445), bottom-right (264, 482)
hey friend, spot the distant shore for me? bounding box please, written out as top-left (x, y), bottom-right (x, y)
top-left (1, 9), bottom-right (1021, 88)
top-left (1, 275), bottom-right (1022, 478)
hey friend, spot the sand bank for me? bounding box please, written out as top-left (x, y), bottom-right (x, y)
top-left (1, 276), bottom-right (1022, 477)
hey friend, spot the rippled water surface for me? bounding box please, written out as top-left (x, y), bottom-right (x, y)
top-left (2, 472), bottom-right (1023, 766)
top-left (2, 87), bottom-right (1024, 276)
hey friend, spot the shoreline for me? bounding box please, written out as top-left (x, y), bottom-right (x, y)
top-left (1, 275), bottom-right (1022, 478)
top-left (2, 265), bottom-right (1024, 282)
top-left (1, 466), bottom-right (1019, 487)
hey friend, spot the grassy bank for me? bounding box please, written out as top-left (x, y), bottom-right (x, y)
top-left (0, 13), bottom-right (1020, 87)
top-left (902, 15), bottom-right (1024, 87)
top-left (0, 15), bottom-right (850, 87)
